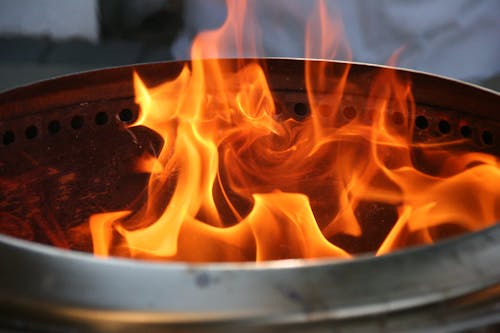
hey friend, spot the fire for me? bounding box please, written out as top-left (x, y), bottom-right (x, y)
top-left (89, 0), bottom-right (500, 262)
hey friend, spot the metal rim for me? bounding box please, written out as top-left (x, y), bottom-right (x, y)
top-left (1, 223), bottom-right (500, 322)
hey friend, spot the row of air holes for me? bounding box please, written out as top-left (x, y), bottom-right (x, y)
top-left (415, 115), bottom-right (494, 146)
top-left (3, 103), bottom-right (495, 147)
top-left (292, 103), bottom-right (495, 146)
top-left (2, 109), bottom-right (135, 146)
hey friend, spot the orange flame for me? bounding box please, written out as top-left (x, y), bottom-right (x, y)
top-left (89, 0), bottom-right (500, 262)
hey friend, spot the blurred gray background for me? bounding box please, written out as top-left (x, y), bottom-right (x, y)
top-left (0, 0), bottom-right (499, 92)
top-left (0, 0), bottom-right (182, 91)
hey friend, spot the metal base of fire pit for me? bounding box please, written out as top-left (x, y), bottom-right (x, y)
top-left (1, 226), bottom-right (500, 332)
top-left (0, 59), bottom-right (499, 332)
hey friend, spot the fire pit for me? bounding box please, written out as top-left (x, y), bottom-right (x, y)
top-left (0, 58), bottom-right (499, 332)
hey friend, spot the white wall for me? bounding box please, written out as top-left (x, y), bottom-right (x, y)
top-left (173, 0), bottom-right (500, 82)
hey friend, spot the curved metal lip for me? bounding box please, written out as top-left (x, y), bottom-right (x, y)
top-left (2, 57), bottom-right (499, 96)
top-left (0, 221), bottom-right (498, 270)
top-left (1, 58), bottom-right (500, 327)
top-left (1, 223), bottom-right (500, 326)
top-left (302, 57), bottom-right (500, 95)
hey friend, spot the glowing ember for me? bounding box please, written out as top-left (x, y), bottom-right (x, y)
top-left (89, 0), bottom-right (500, 262)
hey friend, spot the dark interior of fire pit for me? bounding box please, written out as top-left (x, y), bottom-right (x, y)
top-left (0, 60), bottom-right (498, 257)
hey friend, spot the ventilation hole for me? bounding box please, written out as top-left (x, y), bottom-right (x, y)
top-left (48, 120), bottom-right (61, 134)
top-left (2, 131), bottom-right (15, 145)
top-left (481, 130), bottom-right (494, 145)
top-left (293, 103), bottom-right (309, 117)
top-left (438, 120), bottom-right (451, 134)
top-left (25, 125), bottom-right (38, 139)
top-left (71, 116), bottom-right (84, 130)
top-left (415, 115), bottom-right (429, 130)
top-left (119, 108), bottom-right (135, 123)
top-left (95, 112), bottom-right (108, 125)
top-left (391, 112), bottom-right (404, 125)
top-left (342, 106), bottom-right (357, 119)
top-left (460, 125), bottom-right (472, 138)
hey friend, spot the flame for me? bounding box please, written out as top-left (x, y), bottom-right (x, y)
top-left (89, 0), bottom-right (500, 262)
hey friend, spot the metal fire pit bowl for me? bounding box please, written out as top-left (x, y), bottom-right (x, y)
top-left (0, 59), bottom-right (499, 332)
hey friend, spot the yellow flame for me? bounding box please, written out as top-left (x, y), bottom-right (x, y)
top-left (89, 0), bottom-right (500, 262)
